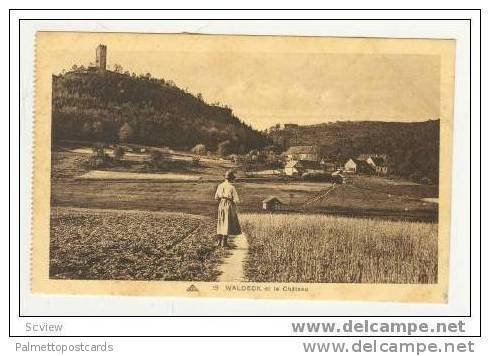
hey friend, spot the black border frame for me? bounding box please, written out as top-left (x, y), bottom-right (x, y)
top-left (9, 9), bottom-right (482, 338)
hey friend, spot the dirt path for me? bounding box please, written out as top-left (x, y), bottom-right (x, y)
top-left (302, 183), bottom-right (337, 208)
top-left (217, 234), bottom-right (248, 282)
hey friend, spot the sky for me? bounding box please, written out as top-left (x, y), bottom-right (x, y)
top-left (41, 32), bottom-right (442, 130)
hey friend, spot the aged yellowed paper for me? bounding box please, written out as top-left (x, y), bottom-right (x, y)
top-left (32, 32), bottom-right (455, 302)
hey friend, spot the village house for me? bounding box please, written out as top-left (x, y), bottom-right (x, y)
top-left (319, 158), bottom-right (337, 172)
top-left (331, 170), bottom-right (346, 184)
top-left (262, 197), bottom-right (283, 211)
top-left (284, 160), bottom-right (324, 176)
top-left (344, 158), bottom-right (374, 174)
top-left (375, 165), bottom-right (389, 175)
top-left (366, 156), bottom-right (389, 175)
top-left (285, 145), bottom-right (320, 162)
top-left (284, 160), bottom-right (302, 176)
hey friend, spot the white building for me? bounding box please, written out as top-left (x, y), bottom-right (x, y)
top-left (284, 160), bottom-right (302, 176)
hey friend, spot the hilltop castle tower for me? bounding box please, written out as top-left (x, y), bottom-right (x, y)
top-left (95, 44), bottom-right (107, 71)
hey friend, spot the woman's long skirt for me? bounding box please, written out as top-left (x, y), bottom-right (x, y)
top-left (216, 199), bottom-right (241, 235)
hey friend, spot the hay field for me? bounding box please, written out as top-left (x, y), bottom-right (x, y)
top-left (241, 213), bottom-right (437, 284)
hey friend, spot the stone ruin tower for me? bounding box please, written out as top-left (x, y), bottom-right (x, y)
top-left (96, 44), bottom-right (107, 71)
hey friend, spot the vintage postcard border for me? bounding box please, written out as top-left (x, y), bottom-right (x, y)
top-left (30, 31), bottom-right (455, 303)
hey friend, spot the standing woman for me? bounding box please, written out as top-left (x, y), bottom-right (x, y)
top-left (214, 170), bottom-right (241, 248)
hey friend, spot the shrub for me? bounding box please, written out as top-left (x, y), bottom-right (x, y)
top-left (148, 150), bottom-right (170, 169)
top-left (85, 146), bottom-right (112, 169)
top-left (118, 123), bottom-right (134, 143)
top-left (191, 144), bottom-right (207, 156)
top-left (113, 145), bottom-right (126, 160)
top-left (191, 157), bottom-right (201, 167)
top-left (217, 140), bottom-right (231, 157)
top-left (91, 143), bottom-right (106, 157)
top-left (301, 172), bottom-right (331, 182)
top-left (409, 170), bottom-right (424, 183)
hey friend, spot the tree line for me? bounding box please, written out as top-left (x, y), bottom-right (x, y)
top-left (51, 69), bottom-right (269, 153)
top-left (269, 120), bottom-right (440, 183)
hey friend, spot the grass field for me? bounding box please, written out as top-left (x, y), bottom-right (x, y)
top-left (56, 146), bottom-right (233, 180)
top-left (51, 178), bottom-right (336, 217)
top-left (51, 151), bottom-right (90, 180)
top-left (349, 175), bottom-right (438, 198)
top-left (49, 149), bottom-right (439, 284)
top-left (51, 149), bottom-right (437, 219)
top-left (50, 207), bottom-right (228, 281)
top-left (78, 170), bottom-right (203, 182)
top-left (241, 213), bottom-right (438, 284)
top-left (303, 183), bottom-right (438, 220)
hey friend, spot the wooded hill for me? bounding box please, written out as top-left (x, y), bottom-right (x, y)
top-left (51, 70), bottom-right (269, 153)
top-left (269, 120), bottom-right (440, 183)
top-left (51, 69), bottom-right (439, 182)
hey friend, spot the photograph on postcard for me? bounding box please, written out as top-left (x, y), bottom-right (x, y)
top-left (31, 32), bottom-right (455, 302)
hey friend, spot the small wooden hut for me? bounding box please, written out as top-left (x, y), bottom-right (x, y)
top-left (262, 197), bottom-right (283, 211)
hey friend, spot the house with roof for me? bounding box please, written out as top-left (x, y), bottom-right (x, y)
top-left (262, 197), bottom-right (283, 211)
top-left (366, 156), bottom-right (389, 175)
top-left (344, 158), bottom-right (374, 174)
top-left (284, 160), bottom-right (302, 176)
top-left (284, 160), bottom-right (324, 176)
top-left (331, 170), bottom-right (346, 184)
top-left (319, 158), bottom-right (337, 172)
top-left (285, 145), bottom-right (320, 162)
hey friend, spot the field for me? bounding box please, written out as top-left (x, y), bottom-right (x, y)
top-left (50, 150), bottom-right (337, 217)
top-left (49, 146), bottom-right (439, 284)
top-left (51, 151), bottom-right (90, 180)
top-left (50, 207), bottom-right (228, 281)
top-left (53, 144), bottom-right (233, 180)
top-left (302, 181), bottom-right (438, 221)
top-left (51, 149), bottom-right (437, 220)
top-left (349, 175), bottom-right (438, 198)
top-left (241, 213), bottom-right (438, 284)
top-left (78, 170), bottom-right (203, 182)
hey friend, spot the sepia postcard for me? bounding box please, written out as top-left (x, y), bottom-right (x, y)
top-left (31, 31), bottom-right (455, 303)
